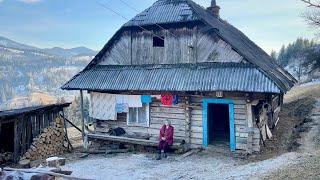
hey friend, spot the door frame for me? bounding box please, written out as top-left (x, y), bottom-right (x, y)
top-left (202, 98), bottom-right (236, 151)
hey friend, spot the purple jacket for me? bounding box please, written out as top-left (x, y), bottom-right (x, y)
top-left (159, 125), bottom-right (174, 146)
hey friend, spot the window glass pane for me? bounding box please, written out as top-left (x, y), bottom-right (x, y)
top-left (138, 104), bottom-right (147, 124)
top-left (128, 108), bottom-right (137, 124)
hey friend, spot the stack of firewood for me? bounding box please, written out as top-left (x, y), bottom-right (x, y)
top-left (20, 117), bottom-right (68, 162)
top-left (0, 152), bottom-right (13, 164)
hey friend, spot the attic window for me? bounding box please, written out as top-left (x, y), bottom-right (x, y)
top-left (153, 36), bottom-right (164, 47)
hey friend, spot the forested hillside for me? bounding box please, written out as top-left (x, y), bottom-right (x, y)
top-left (0, 36), bottom-right (95, 110)
top-left (271, 38), bottom-right (320, 82)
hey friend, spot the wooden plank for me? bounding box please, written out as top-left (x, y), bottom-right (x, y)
top-left (190, 138), bottom-right (203, 145)
top-left (191, 120), bottom-right (202, 126)
top-left (246, 103), bottom-right (253, 127)
top-left (191, 126), bottom-right (203, 133)
top-left (234, 113), bottom-right (246, 120)
top-left (191, 109), bottom-right (202, 115)
top-left (234, 108), bottom-right (246, 114)
top-left (234, 120), bottom-right (246, 125)
top-left (13, 120), bottom-right (19, 163)
top-left (190, 132), bottom-right (203, 139)
top-left (236, 137), bottom-right (247, 144)
top-left (87, 134), bottom-right (182, 149)
top-left (236, 143), bottom-right (247, 150)
top-left (151, 113), bottom-right (185, 119)
top-left (20, 116), bottom-right (26, 157)
top-left (234, 105), bottom-right (246, 109)
top-left (150, 107), bottom-right (185, 114)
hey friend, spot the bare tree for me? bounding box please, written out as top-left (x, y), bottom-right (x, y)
top-left (301, 0), bottom-right (320, 8)
top-left (302, 0), bottom-right (320, 30)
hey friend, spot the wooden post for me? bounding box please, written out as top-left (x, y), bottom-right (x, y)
top-left (62, 109), bottom-right (73, 150)
top-left (246, 103), bottom-right (253, 154)
top-left (185, 96), bottom-right (191, 148)
top-left (80, 90), bottom-right (85, 142)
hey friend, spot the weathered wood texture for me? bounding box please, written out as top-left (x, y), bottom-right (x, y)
top-left (99, 26), bottom-right (244, 65)
top-left (0, 106), bottom-right (66, 163)
top-left (94, 97), bottom-right (187, 143)
top-left (20, 117), bottom-right (68, 161)
top-left (93, 93), bottom-right (264, 151)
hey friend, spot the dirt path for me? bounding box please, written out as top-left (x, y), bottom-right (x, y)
top-left (62, 151), bottom-right (301, 180)
top-left (298, 98), bottom-right (320, 153)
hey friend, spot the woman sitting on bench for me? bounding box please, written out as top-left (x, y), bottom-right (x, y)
top-left (156, 119), bottom-right (174, 160)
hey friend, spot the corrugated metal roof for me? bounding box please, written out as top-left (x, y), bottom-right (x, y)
top-left (0, 103), bottom-right (71, 120)
top-left (124, 0), bottom-right (201, 27)
top-left (62, 63), bottom-right (280, 93)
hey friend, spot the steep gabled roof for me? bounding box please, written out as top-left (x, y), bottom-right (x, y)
top-left (63, 0), bottom-right (297, 93)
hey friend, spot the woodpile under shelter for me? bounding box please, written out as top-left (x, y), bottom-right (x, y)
top-left (0, 103), bottom-right (70, 163)
top-left (62, 0), bottom-right (296, 153)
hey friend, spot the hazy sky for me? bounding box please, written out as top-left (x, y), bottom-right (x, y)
top-left (0, 0), bottom-right (316, 53)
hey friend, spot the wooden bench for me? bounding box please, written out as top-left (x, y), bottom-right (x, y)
top-left (87, 133), bottom-right (183, 150)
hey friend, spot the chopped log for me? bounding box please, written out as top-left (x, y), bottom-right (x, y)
top-left (180, 149), bottom-right (201, 158)
top-left (18, 159), bottom-right (31, 168)
top-left (51, 169), bottom-right (73, 175)
top-left (105, 149), bottom-right (129, 154)
top-left (81, 150), bottom-right (106, 154)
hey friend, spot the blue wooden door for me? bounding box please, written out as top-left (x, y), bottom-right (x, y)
top-left (202, 98), bottom-right (236, 151)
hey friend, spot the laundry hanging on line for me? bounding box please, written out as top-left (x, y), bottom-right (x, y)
top-left (90, 92), bottom-right (117, 120)
top-left (116, 95), bottom-right (143, 108)
top-left (141, 95), bottom-right (152, 104)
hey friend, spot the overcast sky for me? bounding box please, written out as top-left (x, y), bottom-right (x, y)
top-left (0, 0), bottom-right (316, 53)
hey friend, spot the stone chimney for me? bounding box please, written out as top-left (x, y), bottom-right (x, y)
top-left (207, 0), bottom-right (220, 18)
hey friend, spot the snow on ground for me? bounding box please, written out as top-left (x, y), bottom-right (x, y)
top-left (63, 151), bottom-right (299, 180)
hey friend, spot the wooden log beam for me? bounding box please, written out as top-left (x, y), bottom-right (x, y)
top-left (59, 114), bottom-right (82, 133)
top-left (184, 96), bottom-right (191, 147)
top-left (80, 90), bottom-right (85, 141)
top-left (87, 134), bottom-right (182, 150)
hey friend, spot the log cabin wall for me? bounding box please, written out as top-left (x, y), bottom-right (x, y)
top-left (99, 25), bottom-right (245, 65)
top-left (187, 94), bottom-right (260, 152)
top-left (93, 92), bottom-right (267, 152)
top-left (94, 96), bottom-right (187, 143)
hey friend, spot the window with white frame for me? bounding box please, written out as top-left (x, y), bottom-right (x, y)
top-left (127, 104), bottom-right (149, 127)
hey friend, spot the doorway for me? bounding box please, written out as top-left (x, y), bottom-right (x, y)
top-left (202, 98), bottom-right (235, 151)
top-left (208, 104), bottom-right (230, 143)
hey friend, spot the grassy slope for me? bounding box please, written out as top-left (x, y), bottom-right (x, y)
top-left (264, 84), bottom-right (320, 179)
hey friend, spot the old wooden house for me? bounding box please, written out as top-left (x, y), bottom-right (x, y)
top-left (62, 0), bottom-right (296, 152)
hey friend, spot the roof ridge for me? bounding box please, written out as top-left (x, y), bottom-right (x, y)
top-left (94, 62), bottom-right (255, 71)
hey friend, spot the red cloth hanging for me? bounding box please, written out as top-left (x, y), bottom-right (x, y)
top-left (161, 93), bottom-right (174, 106)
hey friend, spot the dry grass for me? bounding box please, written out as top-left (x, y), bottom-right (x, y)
top-left (264, 151), bottom-right (320, 180)
top-left (284, 84), bottom-right (320, 103)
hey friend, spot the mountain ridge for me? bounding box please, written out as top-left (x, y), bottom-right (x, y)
top-left (0, 35), bottom-right (97, 57)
